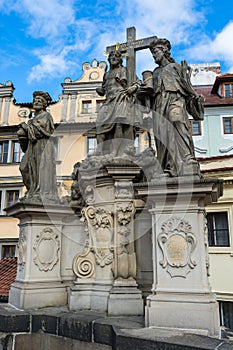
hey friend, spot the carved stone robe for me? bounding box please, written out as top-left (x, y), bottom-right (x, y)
top-left (152, 62), bottom-right (199, 176)
top-left (19, 111), bottom-right (58, 202)
top-left (96, 66), bottom-right (142, 137)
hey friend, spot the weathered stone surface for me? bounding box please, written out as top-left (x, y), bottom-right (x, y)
top-left (57, 311), bottom-right (104, 342)
top-left (93, 316), bottom-right (143, 345)
top-left (0, 306), bottom-right (232, 349)
top-left (15, 333), bottom-right (111, 350)
top-left (114, 328), bottom-right (233, 350)
top-left (0, 333), bottom-right (13, 350)
top-left (32, 314), bottom-right (58, 334)
top-left (0, 305), bottom-right (30, 332)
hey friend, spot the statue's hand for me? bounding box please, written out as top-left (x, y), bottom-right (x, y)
top-left (126, 85), bottom-right (138, 96)
top-left (137, 84), bottom-right (154, 96)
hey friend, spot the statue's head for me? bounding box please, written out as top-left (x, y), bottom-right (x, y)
top-left (108, 50), bottom-right (123, 67)
top-left (33, 91), bottom-right (52, 109)
top-left (150, 37), bottom-right (174, 64)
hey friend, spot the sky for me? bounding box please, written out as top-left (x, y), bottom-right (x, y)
top-left (0, 0), bottom-right (233, 103)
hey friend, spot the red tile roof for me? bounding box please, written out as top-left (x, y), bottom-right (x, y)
top-left (0, 257), bottom-right (17, 302)
top-left (195, 86), bottom-right (233, 106)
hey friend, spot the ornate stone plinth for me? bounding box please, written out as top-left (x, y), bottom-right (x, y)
top-left (6, 202), bottom-right (71, 310)
top-left (136, 178), bottom-right (222, 337)
top-left (69, 162), bottom-right (144, 316)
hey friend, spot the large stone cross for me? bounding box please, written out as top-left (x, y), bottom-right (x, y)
top-left (106, 27), bottom-right (157, 84)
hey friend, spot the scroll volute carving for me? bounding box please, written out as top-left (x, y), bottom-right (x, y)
top-left (81, 206), bottom-right (114, 267)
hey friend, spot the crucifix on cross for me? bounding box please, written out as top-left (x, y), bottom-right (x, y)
top-left (106, 27), bottom-right (157, 85)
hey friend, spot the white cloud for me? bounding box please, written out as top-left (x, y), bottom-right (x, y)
top-left (27, 50), bottom-right (77, 82)
top-left (3, 0), bottom-right (233, 85)
top-left (185, 21), bottom-right (233, 73)
top-left (115, 0), bottom-right (205, 44)
top-left (1, 0), bottom-right (76, 41)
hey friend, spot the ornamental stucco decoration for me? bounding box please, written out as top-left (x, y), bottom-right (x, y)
top-left (84, 185), bottom-right (95, 204)
top-left (17, 227), bottom-right (27, 270)
top-left (116, 202), bottom-right (135, 226)
top-left (33, 227), bottom-right (60, 272)
top-left (81, 206), bottom-right (114, 267)
top-left (204, 215), bottom-right (210, 277)
top-left (115, 181), bottom-right (133, 199)
top-left (73, 250), bottom-right (95, 279)
top-left (158, 217), bottom-right (197, 278)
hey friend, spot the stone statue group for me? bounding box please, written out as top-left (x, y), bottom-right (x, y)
top-left (17, 36), bottom-right (204, 203)
top-left (96, 37), bottom-right (204, 177)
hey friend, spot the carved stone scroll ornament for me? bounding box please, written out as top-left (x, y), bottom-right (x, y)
top-left (158, 217), bottom-right (197, 278)
top-left (80, 206), bottom-right (114, 267)
top-left (33, 228), bottom-right (60, 272)
top-left (73, 250), bottom-right (95, 279)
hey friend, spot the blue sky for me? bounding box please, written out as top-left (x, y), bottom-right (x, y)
top-left (0, 0), bottom-right (232, 102)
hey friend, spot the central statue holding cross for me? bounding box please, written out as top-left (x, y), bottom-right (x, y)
top-left (95, 27), bottom-right (156, 158)
top-left (95, 49), bottom-right (142, 157)
top-left (95, 27), bottom-right (204, 178)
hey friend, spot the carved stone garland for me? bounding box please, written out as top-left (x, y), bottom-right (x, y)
top-left (17, 226), bottom-right (27, 271)
top-left (114, 201), bottom-right (137, 279)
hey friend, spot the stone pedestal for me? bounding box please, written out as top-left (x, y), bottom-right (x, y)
top-left (6, 202), bottom-right (71, 310)
top-left (69, 163), bottom-right (144, 315)
top-left (136, 178), bottom-right (222, 337)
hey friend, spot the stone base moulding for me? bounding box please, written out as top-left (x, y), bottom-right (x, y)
top-left (69, 282), bottom-right (113, 312)
top-left (145, 292), bottom-right (220, 337)
top-left (108, 283), bottom-right (144, 316)
top-left (136, 178), bottom-right (223, 338)
top-left (9, 281), bottom-right (67, 310)
top-left (68, 163), bottom-right (144, 316)
top-left (5, 202), bottom-right (72, 310)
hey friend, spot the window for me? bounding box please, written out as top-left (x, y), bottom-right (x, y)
top-left (223, 117), bottom-right (233, 134)
top-left (219, 301), bottom-right (233, 331)
top-left (190, 120), bottom-right (202, 136)
top-left (5, 190), bottom-right (19, 208)
top-left (207, 212), bottom-right (230, 247)
top-left (11, 141), bottom-right (23, 163)
top-left (2, 245), bottom-right (16, 258)
top-left (82, 100), bottom-right (92, 114)
top-left (96, 100), bottom-right (104, 113)
top-left (0, 140), bottom-right (24, 163)
top-left (223, 83), bottom-right (233, 97)
top-left (0, 188), bottom-right (21, 214)
top-left (0, 141), bottom-right (9, 163)
top-left (87, 137), bottom-right (97, 155)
